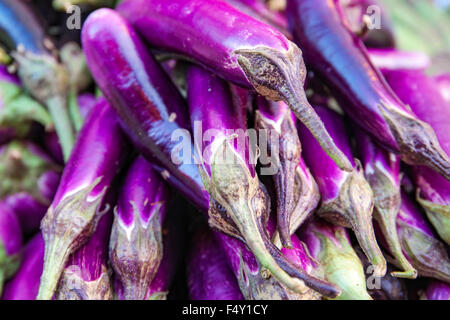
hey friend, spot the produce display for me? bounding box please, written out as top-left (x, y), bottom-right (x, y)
top-left (0, 0), bottom-right (448, 300)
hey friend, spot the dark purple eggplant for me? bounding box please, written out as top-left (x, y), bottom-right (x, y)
top-left (287, 0), bottom-right (450, 181)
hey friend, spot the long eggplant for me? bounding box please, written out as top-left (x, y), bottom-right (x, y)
top-left (37, 98), bottom-right (129, 300)
top-left (355, 130), bottom-right (416, 278)
top-left (117, 0), bottom-right (352, 172)
top-left (287, 0), bottom-right (450, 181)
top-left (298, 104), bottom-right (386, 277)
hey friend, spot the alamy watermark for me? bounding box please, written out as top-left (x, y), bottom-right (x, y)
top-left (66, 5), bottom-right (81, 30)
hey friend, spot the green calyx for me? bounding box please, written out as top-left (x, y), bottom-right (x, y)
top-left (0, 243), bottom-right (21, 296)
top-left (0, 141), bottom-right (60, 201)
top-left (37, 178), bottom-right (107, 300)
top-left (53, 0), bottom-right (116, 11)
top-left (416, 192), bottom-right (450, 246)
top-left (316, 229), bottom-right (372, 300)
top-left (109, 202), bottom-right (164, 300)
top-left (147, 291), bottom-right (168, 300)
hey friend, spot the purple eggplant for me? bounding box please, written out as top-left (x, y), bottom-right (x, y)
top-left (395, 192), bottom-right (450, 283)
top-left (298, 104), bottom-right (386, 277)
top-left (355, 130), bottom-right (416, 278)
top-left (55, 192), bottom-right (114, 300)
top-left (367, 48), bottom-right (430, 71)
top-left (287, 0), bottom-right (450, 181)
top-left (37, 98), bottom-right (128, 300)
top-left (435, 74), bottom-right (450, 104)
top-left (255, 97), bottom-right (302, 247)
top-left (0, 0), bottom-right (75, 161)
top-left (0, 141), bottom-right (61, 235)
top-left (117, 0), bottom-right (353, 172)
top-left (187, 64), bottom-right (338, 297)
top-left (82, 8), bottom-right (208, 212)
top-left (380, 69), bottom-right (450, 246)
top-left (299, 218), bottom-right (373, 300)
top-left (110, 156), bottom-right (168, 300)
top-left (187, 223), bottom-right (244, 300)
top-left (0, 201), bottom-right (22, 295)
top-left (420, 281), bottom-right (450, 300)
top-left (2, 232), bottom-right (44, 300)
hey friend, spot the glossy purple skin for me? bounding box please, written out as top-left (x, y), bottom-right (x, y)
top-left (368, 49), bottom-right (430, 71)
top-left (257, 96), bottom-right (291, 122)
top-left (117, 156), bottom-right (168, 227)
top-left (117, 0), bottom-right (291, 88)
top-left (50, 97), bottom-right (128, 210)
top-left (64, 196), bottom-right (114, 282)
top-left (187, 224), bottom-right (243, 300)
top-left (287, 0), bottom-right (410, 152)
top-left (77, 93), bottom-right (97, 120)
top-left (424, 281), bottom-right (450, 300)
top-left (382, 70), bottom-right (450, 205)
top-left (0, 201), bottom-right (21, 255)
top-left (397, 192), bottom-right (435, 239)
top-left (297, 105), bottom-right (354, 201)
top-left (0, 65), bottom-right (20, 86)
top-left (82, 9), bottom-right (208, 212)
top-left (44, 131), bottom-right (63, 164)
top-left (5, 193), bottom-right (47, 236)
top-left (2, 232), bottom-right (44, 300)
top-left (186, 64), bottom-right (252, 176)
top-left (435, 74), bottom-right (450, 103)
top-left (224, 0), bottom-right (291, 38)
top-left (266, 216), bottom-right (315, 274)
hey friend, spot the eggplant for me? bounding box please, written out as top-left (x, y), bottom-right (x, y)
top-left (117, 0), bottom-right (353, 172)
top-left (0, 201), bottom-right (22, 295)
top-left (380, 69), bottom-right (450, 246)
top-left (287, 0), bottom-right (450, 181)
top-left (55, 190), bottom-right (115, 300)
top-left (187, 223), bottom-right (244, 300)
top-left (254, 97), bottom-right (302, 247)
top-left (186, 64), bottom-right (338, 297)
top-left (2, 232), bottom-right (44, 300)
top-left (355, 130), bottom-right (416, 279)
top-left (0, 0), bottom-right (75, 161)
top-left (394, 192), bottom-right (450, 283)
top-left (420, 281), bottom-right (450, 300)
top-left (37, 98), bottom-right (129, 300)
top-left (299, 218), bottom-right (373, 300)
top-left (110, 156), bottom-right (168, 300)
top-left (298, 105), bottom-right (386, 277)
top-left (82, 8), bottom-right (208, 212)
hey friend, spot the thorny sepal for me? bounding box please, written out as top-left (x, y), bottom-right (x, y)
top-left (416, 192), bottom-right (450, 246)
top-left (318, 160), bottom-right (387, 277)
top-left (37, 178), bottom-right (107, 300)
top-left (315, 228), bottom-right (373, 300)
top-left (255, 108), bottom-right (301, 248)
top-left (109, 202), bottom-right (164, 300)
top-left (379, 101), bottom-right (450, 181)
top-left (55, 266), bottom-right (113, 300)
top-left (235, 42), bottom-right (352, 172)
top-left (12, 48), bottom-right (75, 161)
top-left (398, 221), bottom-right (450, 283)
top-left (368, 165), bottom-right (417, 279)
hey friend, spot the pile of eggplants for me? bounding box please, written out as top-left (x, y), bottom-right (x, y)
top-left (0, 0), bottom-right (448, 300)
